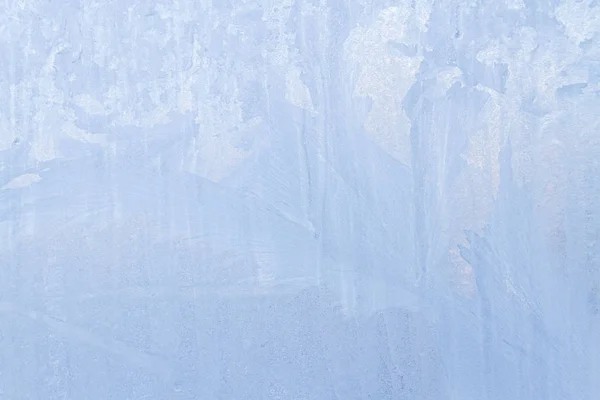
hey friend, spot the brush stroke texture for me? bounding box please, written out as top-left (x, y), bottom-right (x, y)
top-left (0, 0), bottom-right (599, 398)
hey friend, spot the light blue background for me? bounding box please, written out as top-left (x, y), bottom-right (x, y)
top-left (0, 0), bottom-right (599, 398)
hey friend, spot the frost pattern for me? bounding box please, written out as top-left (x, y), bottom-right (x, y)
top-left (0, 1), bottom-right (598, 399)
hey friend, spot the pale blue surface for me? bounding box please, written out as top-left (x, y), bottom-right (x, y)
top-left (0, 1), bottom-right (599, 399)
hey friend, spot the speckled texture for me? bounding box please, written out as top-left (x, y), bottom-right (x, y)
top-left (0, 1), bottom-right (599, 399)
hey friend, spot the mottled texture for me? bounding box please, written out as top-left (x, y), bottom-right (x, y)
top-left (0, 0), bottom-right (599, 399)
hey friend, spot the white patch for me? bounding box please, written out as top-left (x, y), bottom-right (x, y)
top-left (63, 121), bottom-right (107, 146)
top-left (476, 41), bottom-right (503, 65)
top-left (187, 73), bottom-right (263, 182)
top-left (29, 131), bottom-right (59, 163)
top-left (415, 0), bottom-right (434, 31)
top-left (2, 173), bottom-right (41, 190)
top-left (285, 67), bottom-right (315, 112)
top-left (555, 0), bottom-right (600, 45)
top-left (187, 132), bottom-right (249, 183)
top-left (464, 85), bottom-right (510, 190)
top-left (505, 0), bottom-right (525, 10)
top-left (74, 94), bottom-right (107, 116)
top-left (344, 3), bottom-right (431, 164)
top-left (0, 115), bottom-right (15, 152)
top-left (436, 67), bottom-right (463, 92)
top-left (262, 0), bottom-right (296, 68)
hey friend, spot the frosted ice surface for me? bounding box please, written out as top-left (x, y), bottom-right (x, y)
top-left (0, 0), bottom-right (599, 399)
